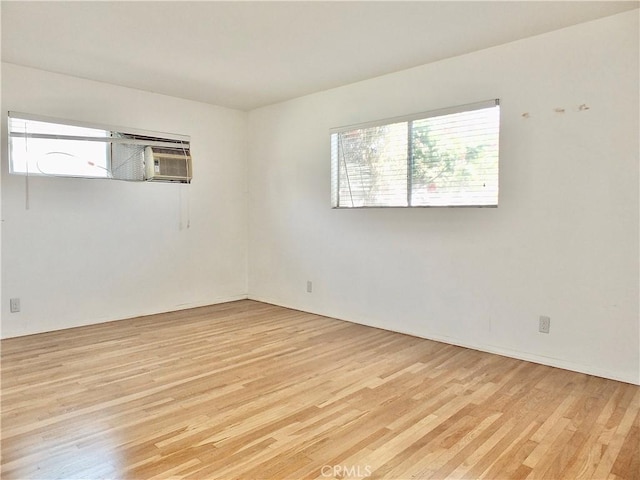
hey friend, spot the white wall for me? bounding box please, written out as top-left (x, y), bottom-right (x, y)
top-left (1, 63), bottom-right (248, 338)
top-left (2, 12), bottom-right (638, 385)
top-left (248, 12), bottom-right (640, 384)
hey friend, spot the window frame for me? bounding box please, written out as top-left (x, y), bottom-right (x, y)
top-left (7, 111), bottom-right (191, 181)
top-left (330, 99), bottom-right (500, 209)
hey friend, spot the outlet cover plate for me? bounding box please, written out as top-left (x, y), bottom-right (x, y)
top-left (539, 315), bottom-right (550, 334)
top-left (10, 298), bottom-right (20, 313)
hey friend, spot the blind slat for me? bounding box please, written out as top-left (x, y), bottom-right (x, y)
top-left (331, 101), bottom-right (500, 208)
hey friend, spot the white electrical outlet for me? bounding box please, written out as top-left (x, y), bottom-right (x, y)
top-left (539, 315), bottom-right (550, 334)
top-left (10, 298), bottom-right (20, 313)
top-left (306, 281), bottom-right (313, 293)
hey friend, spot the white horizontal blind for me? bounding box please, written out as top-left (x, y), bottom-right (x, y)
top-left (8, 112), bottom-right (190, 180)
top-left (331, 100), bottom-right (500, 207)
top-left (9, 117), bottom-right (111, 178)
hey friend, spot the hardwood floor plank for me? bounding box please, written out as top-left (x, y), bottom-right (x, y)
top-left (2, 300), bottom-right (638, 479)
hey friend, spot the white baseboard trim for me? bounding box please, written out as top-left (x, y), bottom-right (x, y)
top-left (248, 295), bottom-right (640, 386)
top-left (0, 294), bottom-right (250, 339)
top-left (6, 293), bottom-right (637, 386)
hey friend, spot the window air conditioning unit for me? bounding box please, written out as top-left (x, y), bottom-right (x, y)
top-left (144, 146), bottom-right (192, 183)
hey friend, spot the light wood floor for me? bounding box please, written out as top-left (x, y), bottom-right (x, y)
top-left (1, 300), bottom-right (638, 480)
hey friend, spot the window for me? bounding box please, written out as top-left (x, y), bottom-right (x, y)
top-left (330, 99), bottom-right (500, 207)
top-left (8, 112), bottom-right (191, 182)
top-left (9, 117), bottom-right (111, 178)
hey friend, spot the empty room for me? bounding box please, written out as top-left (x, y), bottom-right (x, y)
top-left (1, 1), bottom-right (639, 479)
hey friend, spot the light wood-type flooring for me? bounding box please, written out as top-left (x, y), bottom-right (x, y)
top-left (1, 300), bottom-right (638, 479)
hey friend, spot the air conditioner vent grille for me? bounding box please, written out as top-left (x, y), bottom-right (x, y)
top-left (144, 146), bottom-right (192, 183)
top-left (152, 147), bottom-right (189, 156)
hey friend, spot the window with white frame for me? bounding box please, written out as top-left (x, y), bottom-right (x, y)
top-left (330, 99), bottom-right (500, 208)
top-left (8, 112), bottom-right (192, 182)
top-left (9, 117), bottom-right (111, 178)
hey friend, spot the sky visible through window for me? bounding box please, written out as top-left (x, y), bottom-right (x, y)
top-left (9, 118), bottom-right (110, 177)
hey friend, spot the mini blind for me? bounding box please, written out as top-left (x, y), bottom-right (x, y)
top-left (330, 99), bottom-right (500, 208)
top-left (8, 112), bottom-right (191, 181)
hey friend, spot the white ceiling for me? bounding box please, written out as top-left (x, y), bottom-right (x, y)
top-left (2, 1), bottom-right (638, 111)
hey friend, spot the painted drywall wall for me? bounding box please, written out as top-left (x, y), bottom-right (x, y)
top-left (248, 11), bottom-right (640, 384)
top-left (1, 63), bottom-right (248, 338)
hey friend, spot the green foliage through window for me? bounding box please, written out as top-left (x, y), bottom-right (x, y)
top-left (330, 100), bottom-right (500, 207)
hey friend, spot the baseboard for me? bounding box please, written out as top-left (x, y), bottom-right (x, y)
top-left (0, 294), bottom-right (250, 339)
top-left (248, 294), bottom-right (640, 386)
